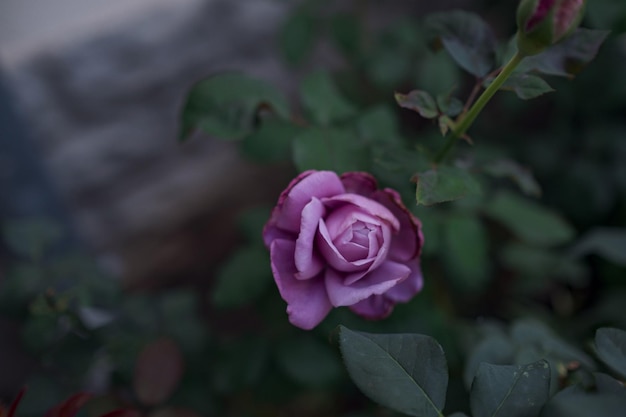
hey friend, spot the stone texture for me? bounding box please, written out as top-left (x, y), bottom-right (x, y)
top-left (3, 0), bottom-right (469, 287)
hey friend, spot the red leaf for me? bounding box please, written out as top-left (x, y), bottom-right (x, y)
top-left (6, 387), bottom-right (27, 417)
top-left (45, 393), bottom-right (92, 417)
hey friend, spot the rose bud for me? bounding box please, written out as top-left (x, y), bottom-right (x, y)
top-left (263, 170), bottom-right (424, 330)
top-left (516, 0), bottom-right (586, 56)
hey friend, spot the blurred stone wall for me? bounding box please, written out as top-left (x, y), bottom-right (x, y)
top-left (2, 0), bottom-right (471, 288)
top-left (3, 0), bottom-right (296, 288)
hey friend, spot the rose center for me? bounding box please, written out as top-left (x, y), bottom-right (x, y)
top-left (333, 220), bottom-right (381, 262)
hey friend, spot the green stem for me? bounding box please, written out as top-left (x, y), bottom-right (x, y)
top-left (433, 51), bottom-right (524, 164)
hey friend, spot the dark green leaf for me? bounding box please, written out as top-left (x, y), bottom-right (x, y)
top-left (483, 159), bottom-right (541, 197)
top-left (541, 392), bottom-right (626, 417)
top-left (276, 336), bottom-right (342, 386)
top-left (300, 71), bottom-right (357, 125)
top-left (569, 228), bottom-right (626, 266)
top-left (416, 166), bottom-right (482, 205)
top-left (395, 90), bottom-right (439, 119)
top-left (339, 326), bottom-right (448, 417)
top-left (483, 191), bottom-right (575, 247)
top-left (595, 328), bottom-right (626, 379)
top-left (464, 334), bottom-right (516, 388)
top-left (517, 29), bottom-right (610, 78)
top-left (448, 414), bottom-right (470, 417)
top-left (424, 10), bottom-right (496, 77)
top-left (470, 360), bottom-right (551, 417)
top-left (436, 93), bottom-right (464, 117)
top-left (510, 319), bottom-right (595, 370)
top-left (280, 10), bottom-right (318, 66)
top-left (500, 73), bottom-right (555, 100)
top-left (179, 73), bottom-right (289, 141)
top-left (443, 215), bottom-right (490, 293)
top-left (241, 118), bottom-right (302, 162)
top-left (329, 13), bottom-right (362, 61)
top-left (593, 372), bottom-right (626, 395)
top-left (212, 246), bottom-right (272, 308)
top-left (293, 128), bottom-right (369, 173)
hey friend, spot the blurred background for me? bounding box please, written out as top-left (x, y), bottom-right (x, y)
top-left (1, 0), bottom-right (625, 416)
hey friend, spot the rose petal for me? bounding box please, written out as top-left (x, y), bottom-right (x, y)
top-left (322, 194), bottom-right (400, 231)
top-left (270, 239), bottom-right (331, 330)
top-left (294, 198), bottom-right (325, 279)
top-left (325, 260), bottom-right (410, 307)
top-left (373, 189), bottom-right (423, 262)
top-left (349, 294), bottom-right (394, 320)
top-left (384, 258), bottom-right (423, 303)
top-left (340, 171), bottom-right (378, 196)
top-left (275, 171), bottom-right (345, 232)
top-left (318, 218), bottom-right (376, 272)
top-left (323, 205), bottom-right (382, 240)
top-left (263, 221), bottom-right (294, 248)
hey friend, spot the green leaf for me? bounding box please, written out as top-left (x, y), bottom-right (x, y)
top-left (416, 166), bottom-right (482, 205)
top-left (569, 228), bottom-right (626, 266)
top-left (470, 360), bottom-right (551, 417)
top-left (464, 334), bottom-right (516, 388)
top-left (276, 335), bottom-right (342, 387)
top-left (329, 13), bottom-right (362, 61)
top-left (179, 73), bottom-right (290, 141)
top-left (293, 128), bottom-right (369, 173)
top-left (212, 246), bottom-right (272, 308)
top-left (541, 392), bottom-right (626, 417)
top-left (510, 319), bottom-right (595, 370)
top-left (436, 93), bottom-right (464, 117)
top-left (517, 29), bottom-right (610, 78)
top-left (595, 328), bottom-right (626, 379)
top-left (280, 10), bottom-right (318, 66)
top-left (443, 215), bottom-right (490, 293)
top-left (339, 326), bottom-right (448, 417)
top-left (483, 191), bottom-right (575, 247)
top-left (500, 73), bottom-right (554, 100)
top-left (241, 118), bottom-right (302, 162)
top-left (483, 159), bottom-right (541, 197)
top-left (424, 10), bottom-right (496, 77)
top-left (300, 71), bottom-right (357, 126)
top-left (395, 90), bottom-right (439, 119)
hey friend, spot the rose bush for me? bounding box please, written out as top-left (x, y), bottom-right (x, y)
top-left (263, 170), bottom-right (424, 330)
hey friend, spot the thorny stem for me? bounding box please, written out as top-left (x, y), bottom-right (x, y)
top-left (433, 51), bottom-right (524, 164)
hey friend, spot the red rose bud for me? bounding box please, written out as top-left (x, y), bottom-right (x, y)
top-left (516, 0), bottom-right (586, 56)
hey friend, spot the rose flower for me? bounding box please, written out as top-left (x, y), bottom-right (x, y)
top-left (263, 170), bottom-right (424, 330)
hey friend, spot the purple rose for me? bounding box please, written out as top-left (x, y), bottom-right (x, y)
top-left (263, 170), bottom-right (424, 330)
